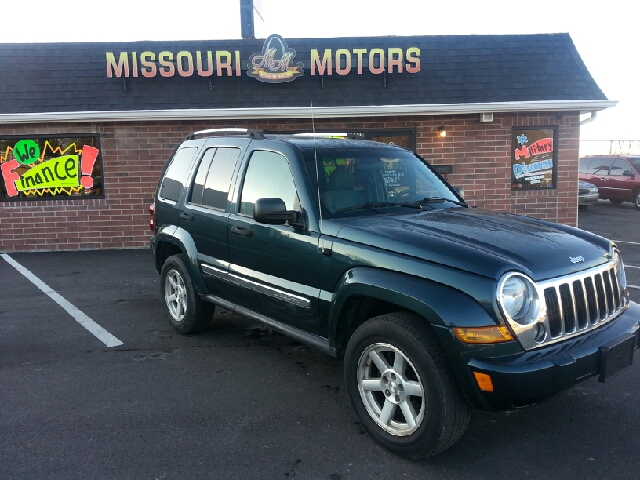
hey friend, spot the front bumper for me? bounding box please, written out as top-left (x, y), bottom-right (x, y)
top-left (578, 192), bottom-right (599, 205)
top-left (467, 302), bottom-right (640, 410)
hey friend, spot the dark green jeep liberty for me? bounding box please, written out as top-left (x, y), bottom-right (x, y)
top-left (151, 129), bottom-right (639, 459)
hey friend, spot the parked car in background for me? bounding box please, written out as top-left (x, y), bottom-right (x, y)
top-left (578, 180), bottom-right (599, 210)
top-left (579, 155), bottom-right (640, 210)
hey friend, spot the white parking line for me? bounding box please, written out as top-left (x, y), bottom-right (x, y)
top-left (614, 240), bottom-right (640, 246)
top-left (625, 265), bottom-right (640, 269)
top-left (1, 254), bottom-right (123, 348)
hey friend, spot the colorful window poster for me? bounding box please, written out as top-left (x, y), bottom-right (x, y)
top-left (511, 127), bottom-right (557, 190)
top-left (0, 136), bottom-right (103, 201)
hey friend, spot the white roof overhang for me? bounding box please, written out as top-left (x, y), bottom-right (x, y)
top-left (0, 100), bottom-right (617, 124)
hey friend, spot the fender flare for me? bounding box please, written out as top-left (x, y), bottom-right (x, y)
top-left (328, 267), bottom-right (496, 344)
top-left (151, 225), bottom-right (207, 294)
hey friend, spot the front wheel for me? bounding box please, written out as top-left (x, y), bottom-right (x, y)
top-left (634, 188), bottom-right (640, 210)
top-left (160, 254), bottom-right (214, 334)
top-left (344, 312), bottom-right (470, 459)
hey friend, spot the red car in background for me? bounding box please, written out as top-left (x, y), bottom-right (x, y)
top-left (579, 155), bottom-right (640, 210)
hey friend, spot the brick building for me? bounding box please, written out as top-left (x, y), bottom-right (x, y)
top-left (0, 34), bottom-right (613, 252)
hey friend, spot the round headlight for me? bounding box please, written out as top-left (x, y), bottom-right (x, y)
top-left (498, 274), bottom-right (539, 325)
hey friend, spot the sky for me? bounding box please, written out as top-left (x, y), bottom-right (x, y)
top-left (2, 0), bottom-right (638, 145)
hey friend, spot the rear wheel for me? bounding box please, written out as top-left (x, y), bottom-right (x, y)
top-left (634, 188), bottom-right (640, 210)
top-left (344, 312), bottom-right (470, 459)
top-left (160, 254), bottom-right (214, 334)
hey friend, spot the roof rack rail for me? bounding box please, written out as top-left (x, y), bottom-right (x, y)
top-left (186, 128), bottom-right (264, 140)
top-left (291, 132), bottom-right (364, 139)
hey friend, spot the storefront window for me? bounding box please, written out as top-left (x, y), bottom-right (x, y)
top-left (0, 135), bottom-right (103, 201)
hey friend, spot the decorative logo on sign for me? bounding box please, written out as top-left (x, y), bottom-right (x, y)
top-left (247, 34), bottom-right (304, 83)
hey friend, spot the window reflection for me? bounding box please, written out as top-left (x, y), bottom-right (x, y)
top-left (240, 150), bottom-right (298, 216)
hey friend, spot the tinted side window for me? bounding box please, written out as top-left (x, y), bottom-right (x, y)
top-left (190, 148), bottom-right (216, 205)
top-left (239, 150), bottom-right (298, 217)
top-left (610, 159), bottom-right (631, 176)
top-left (628, 157), bottom-right (640, 173)
top-left (159, 147), bottom-right (197, 202)
top-left (202, 148), bottom-right (241, 210)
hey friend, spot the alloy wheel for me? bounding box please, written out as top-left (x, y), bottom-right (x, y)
top-left (357, 343), bottom-right (425, 436)
top-left (164, 269), bottom-right (187, 322)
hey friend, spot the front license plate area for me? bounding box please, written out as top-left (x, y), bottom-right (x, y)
top-left (598, 333), bottom-right (636, 382)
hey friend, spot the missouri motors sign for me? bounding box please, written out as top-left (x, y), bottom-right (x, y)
top-left (106, 34), bottom-right (421, 84)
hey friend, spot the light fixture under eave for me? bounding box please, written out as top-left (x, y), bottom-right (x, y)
top-left (438, 125), bottom-right (447, 137)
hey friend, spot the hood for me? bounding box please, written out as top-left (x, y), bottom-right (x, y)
top-left (323, 207), bottom-right (612, 280)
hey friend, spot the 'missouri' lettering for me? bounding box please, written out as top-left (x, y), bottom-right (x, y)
top-left (106, 51), bottom-right (243, 78)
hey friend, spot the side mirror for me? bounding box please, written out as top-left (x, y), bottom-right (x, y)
top-left (253, 198), bottom-right (304, 229)
top-left (453, 186), bottom-right (464, 199)
top-left (623, 170), bottom-right (636, 178)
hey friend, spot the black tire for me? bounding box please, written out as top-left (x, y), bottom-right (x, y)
top-left (344, 312), bottom-right (470, 459)
top-left (634, 188), bottom-right (640, 210)
top-left (160, 254), bottom-right (214, 334)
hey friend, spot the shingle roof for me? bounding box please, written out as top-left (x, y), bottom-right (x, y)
top-left (0, 34), bottom-right (607, 117)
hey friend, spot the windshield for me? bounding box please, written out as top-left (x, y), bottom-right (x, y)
top-left (303, 146), bottom-right (464, 218)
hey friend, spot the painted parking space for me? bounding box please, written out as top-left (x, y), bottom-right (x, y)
top-left (2, 254), bottom-right (123, 347)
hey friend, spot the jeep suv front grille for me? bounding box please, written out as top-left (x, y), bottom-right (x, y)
top-left (543, 265), bottom-right (624, 339)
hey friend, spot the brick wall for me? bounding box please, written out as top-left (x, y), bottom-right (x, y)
top-left (0, 112), bottom-right (580, 252)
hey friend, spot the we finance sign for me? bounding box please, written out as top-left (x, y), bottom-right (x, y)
top-left (106, 34), bottom-right (421, 84)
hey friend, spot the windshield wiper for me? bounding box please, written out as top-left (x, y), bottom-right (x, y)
top-left (334, 202), bottom-right (422, 213)
top-left (402, 197), bottom-right (467, 208)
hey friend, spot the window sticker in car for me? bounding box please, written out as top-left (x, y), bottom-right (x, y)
top-left (0, 136), bottom-right (103, 201)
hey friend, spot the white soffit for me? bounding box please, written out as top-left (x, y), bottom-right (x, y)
top-left (0, 100), bottom-right (618, 124)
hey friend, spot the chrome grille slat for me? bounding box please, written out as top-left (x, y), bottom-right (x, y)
top-left (545, 288), bottom-right (562, 337)
top-left (573, 280), bottom-right (588, 330)
top-left (610, 267), bottom-right (621, 309)
top-left (559, 283), bottom-right (576, 334)
top-left (594, 274), bottom-right (606, 319)
top-left (584, 277), bottom-right (598, 325)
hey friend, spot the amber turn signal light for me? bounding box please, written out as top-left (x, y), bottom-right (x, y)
top-left (473, 372), bottom-right (494, 392)
top-left (453, 325), bottom-right (513, 344)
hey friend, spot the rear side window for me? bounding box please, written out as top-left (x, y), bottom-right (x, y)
top-left (190, 147), bottom-right (241, 210)
top-left (159, 147), bottom-right (197, 202)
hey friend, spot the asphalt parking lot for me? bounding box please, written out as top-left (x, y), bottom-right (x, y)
top-left (1, 201), bottom-right (639, 479)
